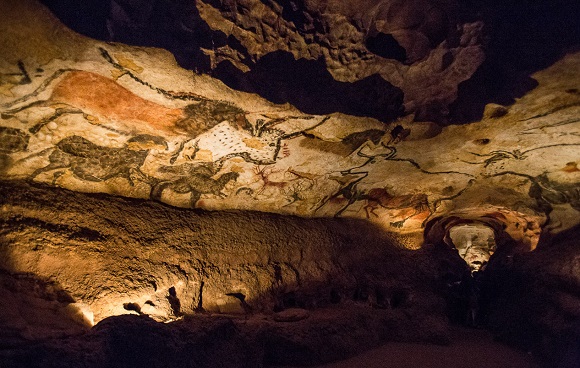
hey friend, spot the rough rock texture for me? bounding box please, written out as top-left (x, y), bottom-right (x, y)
top-left (1, 180), bottom-right (459, 366)
top-left (41, 0), bottom-right (486, 123)
top-left (482, 226), bottom-right (580, 368)
top-left (3, 0), bottom-right (579, 247)
top-left (0, 180), bottom-right (461, 324)
top-left (0, 1), bottom-right (579, 367)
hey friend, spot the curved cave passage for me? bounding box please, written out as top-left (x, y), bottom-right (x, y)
top-left (423, 216), bottom-right (525, 328)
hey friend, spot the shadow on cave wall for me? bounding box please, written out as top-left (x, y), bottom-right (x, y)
top-left (450, 0), bottom-right (580, 124)
top-left (0, 269), bottom-right (92, 348)
top-left (0, 179), bottom-right (474, 367)
top-left (481, 223), bottom-right (580, 368)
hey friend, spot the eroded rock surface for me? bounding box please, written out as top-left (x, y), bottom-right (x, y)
top-left (0, 1), bottom-right (579, 366)
top-left (1, 180), bottom-right (459, 366)
top-left (41, 0), bottom-right (485, 122)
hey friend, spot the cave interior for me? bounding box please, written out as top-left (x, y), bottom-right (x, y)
top-left (0, 0), bottom-right (579, 367)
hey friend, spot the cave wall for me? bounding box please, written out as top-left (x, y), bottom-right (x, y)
top-left (3, 0), bottom-right (580, 245)
top-left (41, 0), bottom-right (487, 123)
top-left (0, 180), bottom-right (464, 364)
top-left (0, 1), bottom-right (579, 366)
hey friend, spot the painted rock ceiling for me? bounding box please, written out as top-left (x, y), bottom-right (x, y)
top-left (1, 0), bottom-right (580, 249)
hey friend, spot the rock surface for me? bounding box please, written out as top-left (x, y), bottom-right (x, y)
top-left (1, 180), bottom-right (457, 366)
top-left (2, 0), bottom-right (579, 245)
top-left (41, 0), bottom-right (486, 122)
top-left (0, 1), bottom-right (579, 367)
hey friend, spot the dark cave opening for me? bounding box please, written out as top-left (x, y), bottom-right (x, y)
top-left (365, 32), bottom-right (407, 63)
top-left (213, 51), bottom-right (405, 121)
top-left (449, 0), bottom-right (580, 124)
top-left (38, 0), bottom-right (580, 126)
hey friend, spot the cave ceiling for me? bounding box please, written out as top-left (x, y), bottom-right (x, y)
top-left (1, 0), bottom-right (580, 249)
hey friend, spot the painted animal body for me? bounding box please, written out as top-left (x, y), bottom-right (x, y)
top-left (0, 126), bottom-right (30, 154)
top-left (31, 135), bottom-right (167, 185)
top-left (254, 166), bottom-right (288, 194)
top-left (181, 122), bottom-right (284, 165)
top-left (363, 188), bottom-right (430, 219)
top-left (150, 163), bottom-right (239, 207)
top-left (530, 173), bottom-right (580, 211)
top-left (9, 70), bottom-right (290, 164)
top-left (50, 71), bottom-right (185, 136)
top-left (9, 70), bottom-right (247, 138)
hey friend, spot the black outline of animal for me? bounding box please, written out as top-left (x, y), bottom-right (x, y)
top-left (363, 187), bottom-right (430, 221)
top-left (150, 163), bottom-right (239, 207)
top-left (30, 134), bottom-right (167, 185)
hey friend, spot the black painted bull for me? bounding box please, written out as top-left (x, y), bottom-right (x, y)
top-left (30, 134), bottom-right (167, 185)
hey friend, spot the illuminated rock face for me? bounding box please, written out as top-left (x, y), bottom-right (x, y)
top-left (0, 180), bottom-right (460, 362)
top-left (449, 224), bottom-right (495, 273)
top-left (46, 0), bottom-right (485, 123)
top-left (0, 0), bottom-right (579, 366)
top-left (2, 0), bottom-right (580, 246)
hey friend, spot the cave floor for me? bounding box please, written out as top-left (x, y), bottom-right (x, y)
top-left (280, 326), bottom-right (542, 368)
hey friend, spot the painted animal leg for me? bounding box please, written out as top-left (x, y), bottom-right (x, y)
top-left (128, 167), bottom-right (156, 187)
top-left (150, 181), bottom-right (171, 201)
top-left (30, 161), bottom-right (70, 181)
top-left (29, 107), bottom-right (84, 134)
top-left (189, 190), bottom-right (202, 208)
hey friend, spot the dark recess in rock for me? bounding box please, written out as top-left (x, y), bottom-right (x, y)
top-left (450, 0), bottom-right (580, 124)
top-left (40, 0), bottom-right (405, 122)
top-left (482, 224), bottom-right (580, 368)
top-left (365, 32), bottom-right (408, 63)
top-left (214, 51), bottom-right (405, 121)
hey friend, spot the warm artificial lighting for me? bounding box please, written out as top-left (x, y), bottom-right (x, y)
top-left (66, 303), bottom-right (95, 327)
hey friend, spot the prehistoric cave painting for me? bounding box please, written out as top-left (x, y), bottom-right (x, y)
top-left (1, 53), bottom-right (235, 138)
top-left (28, 134), bottom-right (167, 185)
top-left (529, 173), bottom-right (580, 212)
top-left (0, 126), bottom-right (30, 173)
top-left (253, 165), bottom-right (290, 195)
top-left (180, 121), bottom-right (282, 165)
top-left (149, 162), bottom-right (239, 207)
top-left (463, 149), bottom-right (527, 168)
top-left (176, 99), bottom-right (247, 135)
top-left (0, 60), bottom-right (32, 96)
top-left (518, 102), bottom-right (580, 123)
top-left (3, 69), bottom-right (195, 137)
top-left (463, 143), bottom-right (580, 169)
top-left (2, 52), bottom-right (333, 172)
top-left (363, 188), bottom-right (430, 221)
top-left (300, 129), bottom-right (387, 157)
top-left (0, 126), bottom-right (30, 154)
top-left (519, 117), bottom-right (580, 136)
top-left (317, 138), bottom-right (473, 224)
